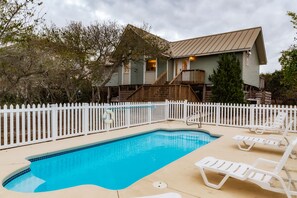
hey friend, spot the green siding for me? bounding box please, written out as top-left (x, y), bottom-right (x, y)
top-left (190, 53), bottom-right (243, 84)
top-left (118, 65), bottom-right (122, 85)
top-left (167, 60), bottom-right (174, 81)
top-left (131, 60), bottom-right (144, 84)
top-left (242, 45), bottom-right (260, 87)
top-left (157, 58), bottom-right (167, 77)
top-left (105, 72), bottom-right (119, 86)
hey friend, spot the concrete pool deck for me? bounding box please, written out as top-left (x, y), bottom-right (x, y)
top-left (0, 121), bottom-right (296, 198)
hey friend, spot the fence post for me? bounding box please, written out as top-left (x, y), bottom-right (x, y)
top-left (250, 104), bottom-right (255, 127)
top-left (51, 104), bottom-right (58, 141)
top-left (183, 100), bottom-right (188, 122)
top-left (148, 102), bottom-right (152, 124)
top-left (3, 105), bottom-right (8, 146)
top-left (216, 103), bottom-right (220, 126)
top-left (165, 100), bottom-right (169, 120)
top-left (83, 103), bottom-right (89, 135)
top-left (104, 103), bottom-right (110, 131)
top-left (126, 102), bottom-right (131, 128)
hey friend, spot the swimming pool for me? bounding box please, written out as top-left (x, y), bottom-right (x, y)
top-left (3, 130), bottom-right (217, 192)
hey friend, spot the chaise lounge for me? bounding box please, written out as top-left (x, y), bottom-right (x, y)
top-left (195, 138), bottom-right (297, 198)
top-left (247, 112), bottom-right (287, 135)
top-left (233, 120), bottom-right (294, 151)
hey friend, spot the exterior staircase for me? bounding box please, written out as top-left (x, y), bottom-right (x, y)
top-left (125, 70), bottom-right (204, 102)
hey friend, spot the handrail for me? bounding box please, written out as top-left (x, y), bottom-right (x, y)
top-left (186, 110), bottom-right (202, 128)
top-left (169, 71), bottom-right (182, 84)
top-left (153, 71), bottom-right (167, 85)
top-left (126, 86), bottom-right (144, 100)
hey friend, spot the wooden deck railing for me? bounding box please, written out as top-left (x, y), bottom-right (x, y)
top-left (127, 85), bottom-right (200, 102)
top-left (153, 71), bottom-right (167, 85)
top-left (170, 69), bottom-right (205, 85)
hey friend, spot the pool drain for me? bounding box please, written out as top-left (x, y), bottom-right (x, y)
top-left (153, 181), bottom-right (167, 189)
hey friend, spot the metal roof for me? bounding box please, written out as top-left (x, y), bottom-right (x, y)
top-left (170, 27), bottom-right (266, 64)
top-left (126, 25), bottom-right (267, 65)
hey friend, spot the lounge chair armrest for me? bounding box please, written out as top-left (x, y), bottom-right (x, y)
top-left (266, 135), bottom-right (284, 141)
top-left (263, 120), bottom-right (273, 126)
top-left (246, 167), bottom-right (281, 181)
top-left (267, 135), bottom-right (282, 141)
top-left (263, 122), bottom-right (270, 127)
top-left (252, 158), bottom-right (278, 168)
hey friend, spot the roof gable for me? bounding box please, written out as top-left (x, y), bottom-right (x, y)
top-left (126, 24), bottom-right (170, 52)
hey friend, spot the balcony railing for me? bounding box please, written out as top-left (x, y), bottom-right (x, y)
top-left (170, 69), bottom-right (205, 85)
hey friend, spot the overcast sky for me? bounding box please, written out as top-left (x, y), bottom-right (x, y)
top-left (42, 0), bottom-right (296, 73)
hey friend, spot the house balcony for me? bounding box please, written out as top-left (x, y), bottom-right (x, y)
top-left (170, 69), bottom-right (205, 85)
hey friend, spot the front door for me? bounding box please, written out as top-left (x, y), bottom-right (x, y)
top-left (175, 59), bottom-right (189, 78)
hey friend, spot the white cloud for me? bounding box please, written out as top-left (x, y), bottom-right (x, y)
top-left (42, 0), bottom-right (296, 73)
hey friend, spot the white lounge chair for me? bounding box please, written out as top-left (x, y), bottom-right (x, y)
top-left (195, 138), bottom-right (297, 198)
top-left (248, 112), bottom-right (287, 134)
top-left (135, 192), bottom-right (182, 198)
top-left (233, 120), bottom-right (294, 151)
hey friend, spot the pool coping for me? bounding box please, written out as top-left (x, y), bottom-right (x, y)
top-left (2, 127), bottom-right (221, 189)
top-left (0, 121), bottom-right (296, 198)
top-left (3, 128), bottom-right (220, 191)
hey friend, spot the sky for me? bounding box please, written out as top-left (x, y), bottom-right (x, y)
top-left (42, 0), bottom-right (296, 73)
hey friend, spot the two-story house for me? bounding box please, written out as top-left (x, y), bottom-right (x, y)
top-left (104, 24), bottom-right (267, 102)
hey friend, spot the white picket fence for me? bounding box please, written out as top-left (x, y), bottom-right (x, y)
top-left (0, 100), bottom-right (296, 149)
top-left (168, 101), bottom-right (297, 131)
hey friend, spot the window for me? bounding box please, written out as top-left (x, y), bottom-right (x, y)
top-left (146, 59), bottom-right (156, 71)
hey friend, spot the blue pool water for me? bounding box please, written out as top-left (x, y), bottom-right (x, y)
top-left (4, 130), bottom-right (217, 192)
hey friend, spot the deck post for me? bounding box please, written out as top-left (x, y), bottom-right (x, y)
top-left (107, 87), bottom-right (110, 103)
top-left (50, 104), bottom-right (58, 141)
top-left (203, 84), bottom-right (206, 102)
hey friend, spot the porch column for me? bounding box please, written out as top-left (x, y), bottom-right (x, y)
top-left (203, 84), bottom-right (206, 102)
top-left (121, 62), bottom-right (124, 85)
top-left (143, 56), bottom-right (146, 84)
top-left (107, 86), bottom-right (111, 103)
top-left (155, 58), bottom-right (158, 80)
top-left (166, 60), bottom-right (169, 81)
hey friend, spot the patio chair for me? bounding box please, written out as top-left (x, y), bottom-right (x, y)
top-left (248, 112), bottom-right (287, 135)
top-left (195, 138), bottom-right (297, 198)
top-left (135, 192), bottom-right (182, 198)
top-left (233, 120), bottom-right (294, 151)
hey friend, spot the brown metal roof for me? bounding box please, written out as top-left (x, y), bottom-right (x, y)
top-left (169, 27), bottom-right (266, 64)
top-left (124, 25), bottom-right (267, 65)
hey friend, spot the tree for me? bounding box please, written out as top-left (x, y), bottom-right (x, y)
top-left (279, 11), bottom-right (297, 100)
top-left (261, 71), bottom-right (287, 104)
top-left (209, 53), bottom-right (244, 103)
top-left (0, 20), bottom-right (169, 104)
top-left (0, 0), bottom-right (44, 104)
top-left (0, 36), bottom-right (52, 104)
top-left (279, 48), bottom-right (297, 97)
top-left (0, 0), bottom-right (43, 45)
top-left (41, 21), bottom-right (123, 103)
